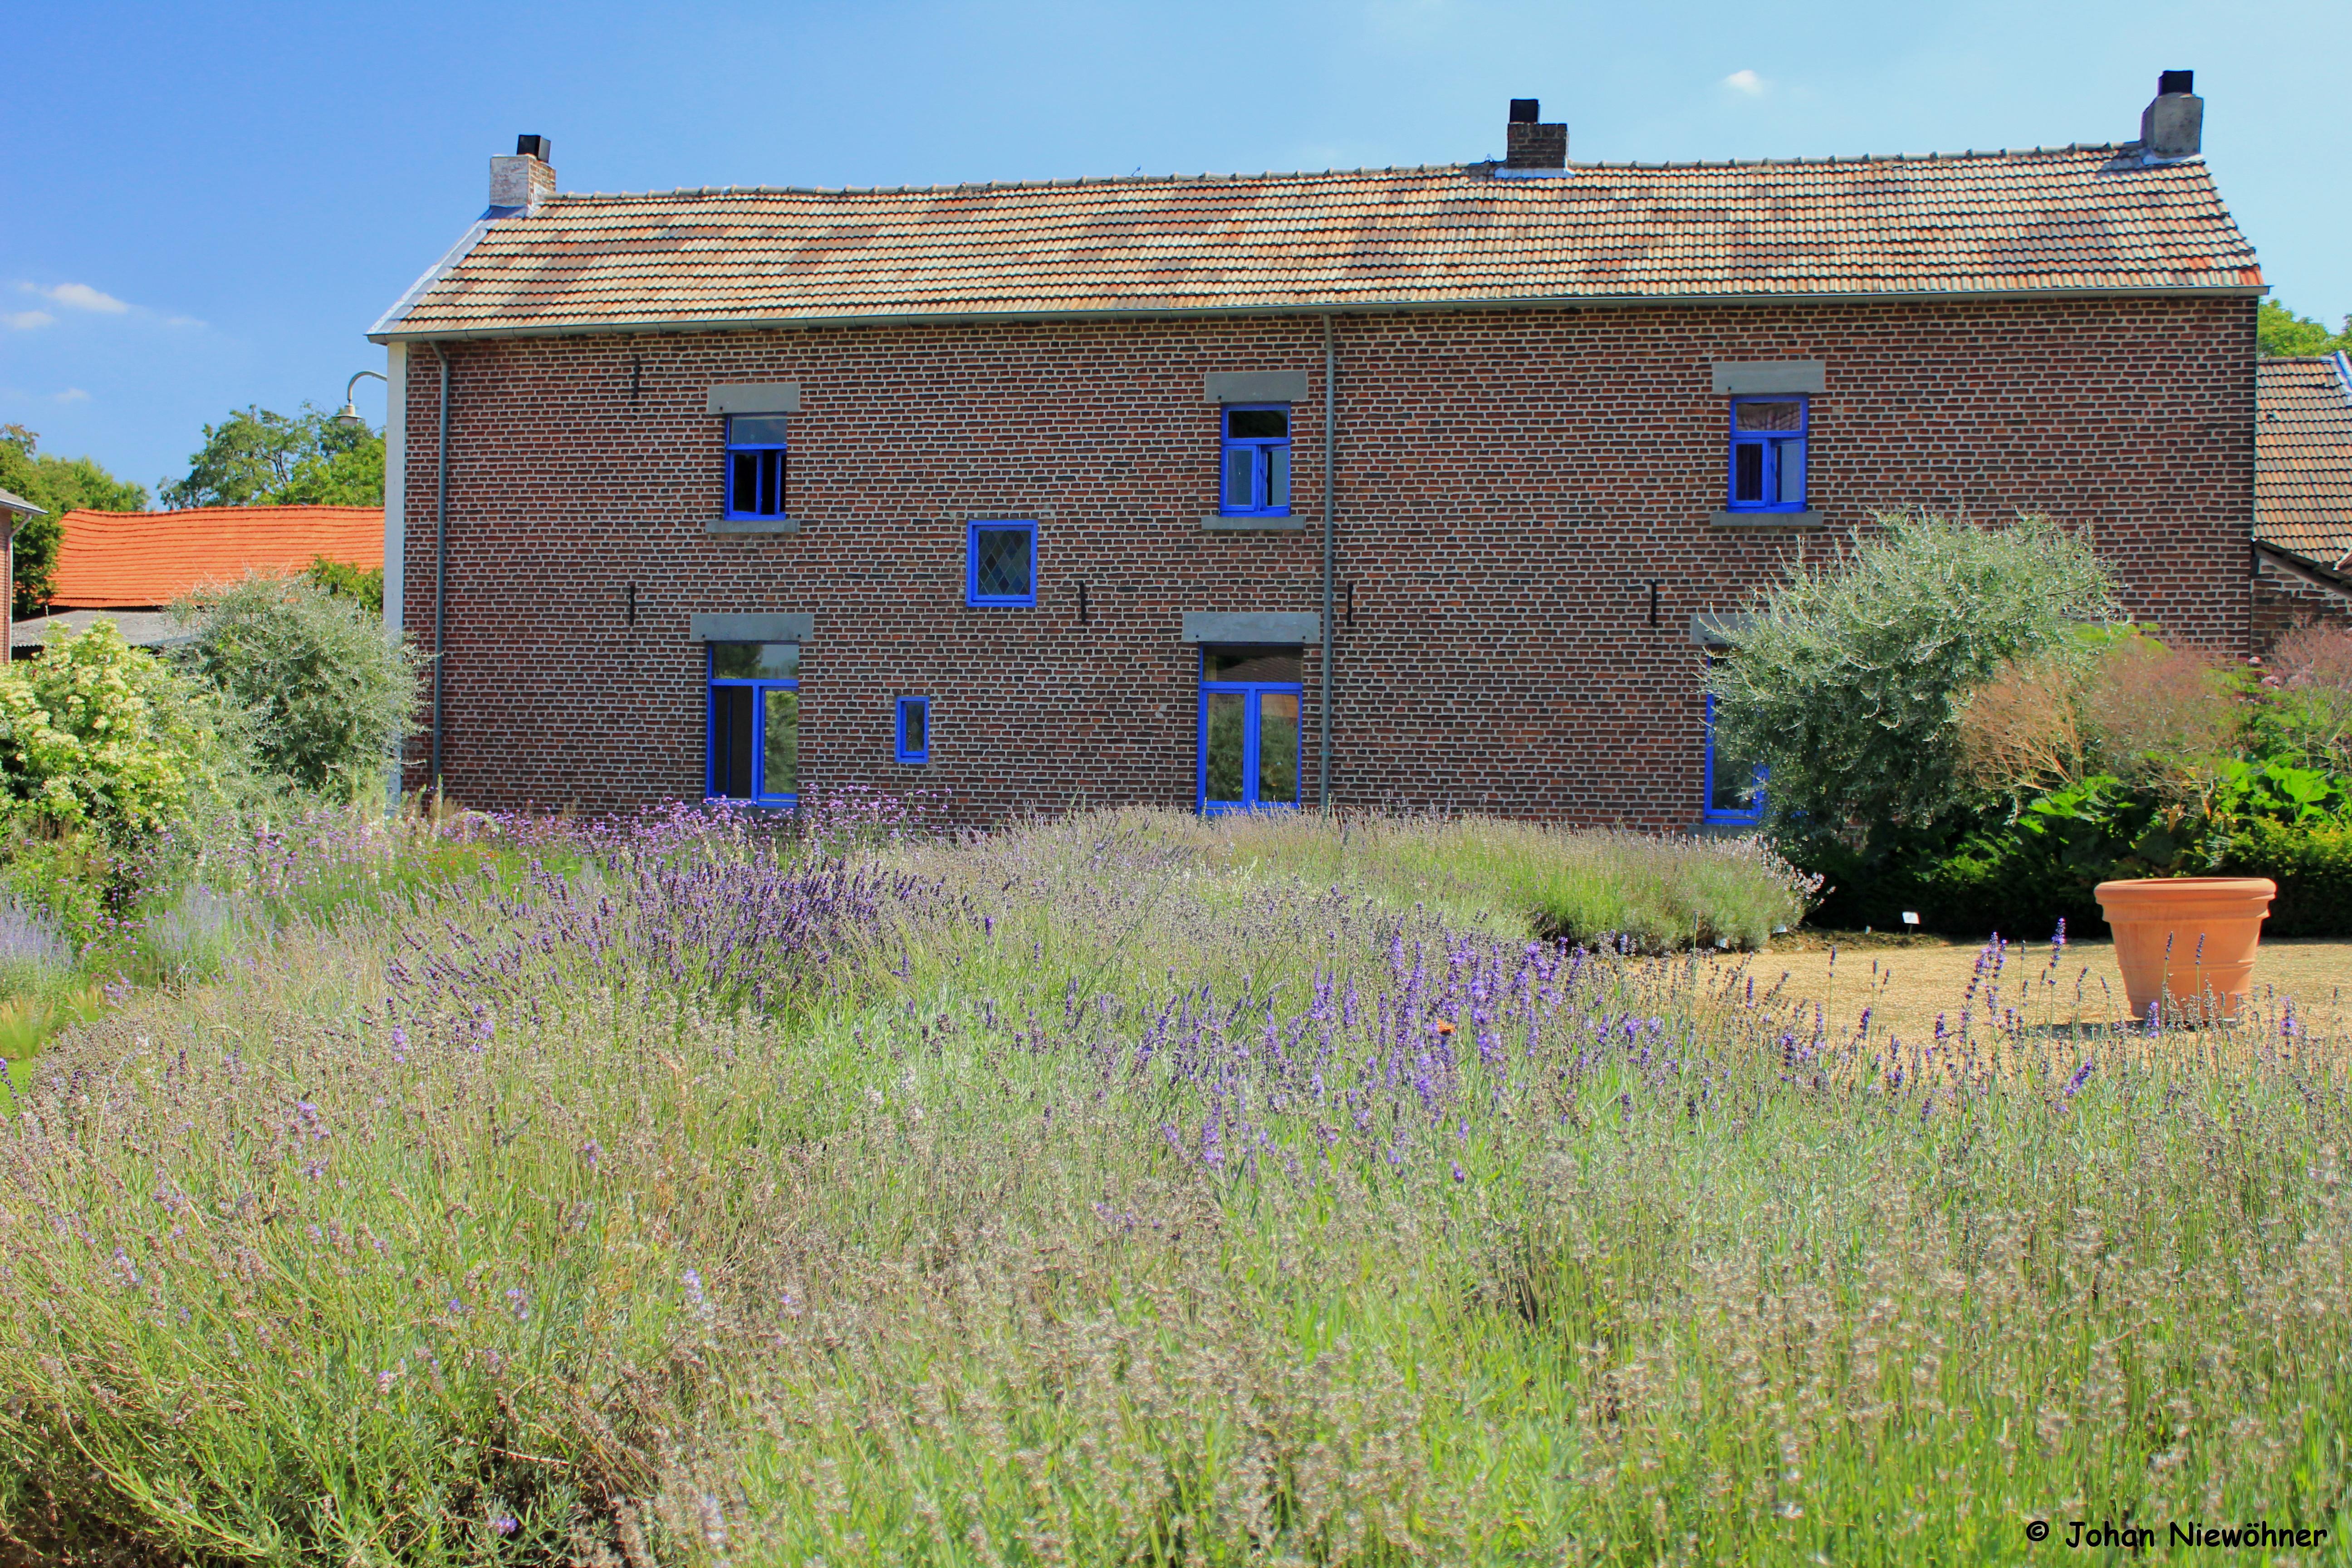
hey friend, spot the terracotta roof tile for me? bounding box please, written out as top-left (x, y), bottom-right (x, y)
top-left (2255, 356), bottom-right (2352, 570)
top-left (48, 506), bottom-right (384, 611)
top-left (374, 146), bottom-right (2260, 338)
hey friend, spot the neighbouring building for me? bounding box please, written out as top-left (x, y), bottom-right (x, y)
top-left (10, 504), bottom-right (384, 657)
top-left (368, 78), bottom-right (2260, 828)
top-left (2253, 352), bottom-right (2352, 647)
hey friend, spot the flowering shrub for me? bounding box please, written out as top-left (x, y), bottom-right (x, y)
top-left (0, 623), bottom-right (228, 841)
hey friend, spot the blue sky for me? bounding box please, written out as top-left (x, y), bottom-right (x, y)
top-left (4, 0), bottom-right (2345, 495)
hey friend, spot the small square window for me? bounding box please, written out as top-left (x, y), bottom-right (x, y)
top-left (726, 414), bottom-right (789, 519)
top-left (966, 521), bottom-right (1037, 607)
top-left (1726, 396), bottom-right (1807, 512)
top-left (896, 696), bottom-right (930, 764)
top-left (1219, 404), bottom-right (1292, 517)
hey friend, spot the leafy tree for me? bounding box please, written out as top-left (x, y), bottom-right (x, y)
top-left (1703, 513), bottom-right (2117, 836)
top-left (2257, 300), bottom-right (2352, 358)
top-left (0, 425), bottom-right (150, 618)
top-left (304, 555), bottom-right (385, 617)
top-left (171, 574), bottom-right (421, 800)
top-left (159, 403), bottom-right (384, 510)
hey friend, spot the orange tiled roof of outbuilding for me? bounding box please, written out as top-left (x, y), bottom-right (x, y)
top-left (46, 505), bottom-right (384, 611)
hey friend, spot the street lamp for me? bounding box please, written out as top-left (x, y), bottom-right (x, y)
top-left (336, 369), bottom-right (389, 430)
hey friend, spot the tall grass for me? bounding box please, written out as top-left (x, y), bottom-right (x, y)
top-left (0, 808), bottom-right (2343, 1564)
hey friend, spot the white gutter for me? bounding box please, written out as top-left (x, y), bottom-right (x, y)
top-left (382, 339), bottom-right (407, 810)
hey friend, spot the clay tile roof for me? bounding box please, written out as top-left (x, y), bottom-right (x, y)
top-left (372, 145), bottom-right (2260, 340)
top-left (2256, 355), bottom-right (2352, 569)
top-left (47, 505), bottom-right (384, 611)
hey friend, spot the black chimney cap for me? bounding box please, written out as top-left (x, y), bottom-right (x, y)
top-left (516, 134), bottom-right (553, 160)
top-left (2157, 70), bottom-right (2193, 96)
top-left (1509, 98), bottom-right (1540, 123)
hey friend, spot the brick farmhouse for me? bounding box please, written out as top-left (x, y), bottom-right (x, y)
top-left (369, 81), bottom-right (2264, 828)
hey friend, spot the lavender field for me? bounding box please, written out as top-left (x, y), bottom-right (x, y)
top-left (0, 804), bottom-right (2346, 1566)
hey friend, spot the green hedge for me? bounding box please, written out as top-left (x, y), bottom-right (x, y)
top-left (2215, 818), bottom-right (2352, 937)
top-left (1799, 761), bottom-right (2352, 939)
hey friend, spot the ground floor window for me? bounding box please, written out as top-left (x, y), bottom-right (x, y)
top-left (708, 642), bottom-right (799, 804)
top-left (1199, 645), bottom-right (1301, 814)
top-left (1701, 681), bottom-right (1765, 826)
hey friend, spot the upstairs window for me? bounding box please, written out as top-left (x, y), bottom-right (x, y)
top-left (707, 642), bottom-right (799, 805)
top-left (1220, 406), bottom-right (1292, 517)
top-left (726, 415), bottom-right (789, 519)
top-left (1727, 397), bottom-right (1807, 512)
top-left (967, 521), bottom-right (1037, 607)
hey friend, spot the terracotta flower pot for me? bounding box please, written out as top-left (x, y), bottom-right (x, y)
top-left (2092, 876), bottom-right (2277, 1022)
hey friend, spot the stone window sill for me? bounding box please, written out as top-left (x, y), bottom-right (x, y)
top-left (707, 517), bottom-right (799, 535)
top-left (1200, 515), bottom-right (1307, 531)
top-left (1709, 510), bottom-right (1823, 529)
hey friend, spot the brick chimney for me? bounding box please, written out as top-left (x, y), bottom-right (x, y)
top-left (1503, 99), bottom-right (1568, 172)
top-left (2140, 71), bottom-right (2202, 158)
top-left (489, 134), bottom-right (557, 214)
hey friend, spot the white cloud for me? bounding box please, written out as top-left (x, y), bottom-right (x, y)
top-left (53, 388), bottom-right (91, 404)
top-left (164, 315), bottom-right (206, 328)
top-left (29, 281), bottom-right (131, 314)
top-left (3, 310), bottom-right (54, 330)
top-left (1722, 69), bottom-right (1767, 96)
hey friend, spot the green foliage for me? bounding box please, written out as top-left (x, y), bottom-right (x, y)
top-left (158, 402), bottom-right (383, 510)
top-left (2257, 299), bottom-right (2352, 358)
top-left (1706, 513), bottom-right (2118, 833)
top-left (0, 623), bottom-right (229, 843)
top-left (172, 574), bottom-right (422, 799)
top-left (304, 554), bottom-right (385, 616)
top-left (1807, 760), bottom-right (2352, 938)
top-left (0, 425), bottom-right (150, 617)
top-left (2217, 817), bottom-right (2352, 936)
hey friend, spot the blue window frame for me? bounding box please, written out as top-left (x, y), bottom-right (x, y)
top-left (1198, 646), bottom-right (1302, 814)
top-left (895, 696), bottom-right (930, 764)
top-left (966, 521), bottom-right (1037, 607)
top-left (1726, 396), bottom-right (1808, 512)
top-left (706, 642), bottom-right (799, 805)
top-left (1701, 686), bottom-right (1766, 825)
top-left (726, 414), bottom-right (789, 519)
top-left (1219, 405), bottom-right (1292, 516)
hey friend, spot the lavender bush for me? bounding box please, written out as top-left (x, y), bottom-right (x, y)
top-left (0, 807), bottom-right (2343, 1564)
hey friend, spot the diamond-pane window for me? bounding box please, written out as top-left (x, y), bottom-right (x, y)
top-left (966, 522), bottom-right (1037, 607)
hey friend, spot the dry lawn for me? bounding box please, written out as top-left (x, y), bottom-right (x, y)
top-left (1749, 933), bottom-right (2351, 1042)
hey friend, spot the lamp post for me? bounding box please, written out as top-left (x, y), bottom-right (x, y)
top-left (335, 369), bottom-right (388, 430)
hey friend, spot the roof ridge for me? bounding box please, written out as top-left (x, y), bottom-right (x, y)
top-left (545, 142), bottom-right (2144, 206)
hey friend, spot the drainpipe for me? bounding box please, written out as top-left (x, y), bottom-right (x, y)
top-left (431, 342), bottom-right (451, 793)
top-left (1318, 314), bottom-right (1338, 812)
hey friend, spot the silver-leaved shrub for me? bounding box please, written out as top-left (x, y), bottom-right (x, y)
top-left (172, 573), bottom-right (424, 801)
top-left (1705, 512), bottom-right (2117, 833)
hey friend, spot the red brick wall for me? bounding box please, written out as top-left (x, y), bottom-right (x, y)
top-left (2254, 552), bottom-right (2352, 654)
top-left (396, 295), bottom-right (2257, 826)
